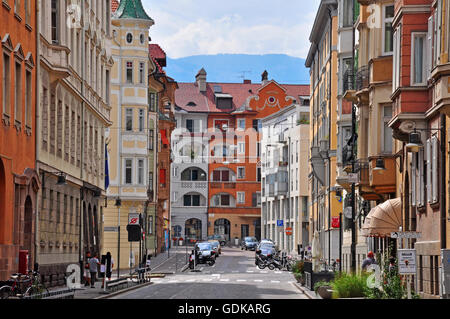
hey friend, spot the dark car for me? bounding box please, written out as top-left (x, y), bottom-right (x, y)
top-left (241, 237), bottom-right (258, 251)
top-left (207, 235), bottom-right (227, 246)
top-left (189, 242), bottom-right (216, 269)
top-left (255, 243), bottom-right (277, 265)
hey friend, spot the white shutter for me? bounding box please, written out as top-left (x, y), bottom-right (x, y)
top-left (419, 149), bottom-right (425, 207)
top-left (432, 136), bottom-right (438, 203)
top-left (194, 119), bottom-right (200, 132)
top-left (436, 0), bottom-right (442, 65)
top-left (427, 16), bottom-right (433, 78)
top-left (426, 139), bottom-right (432, 203)
top-left (411, 153), bottom-right (416, 206)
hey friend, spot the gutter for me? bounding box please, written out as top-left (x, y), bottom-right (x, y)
top-left (327, 6), bottom-right (332, 266)
top-left (440, 114), bottom-right (446, 249)
top-left (35, 0), bottom-right (40, 269)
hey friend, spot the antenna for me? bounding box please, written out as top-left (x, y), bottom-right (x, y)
top-left (238, 70), bottom-right (252, 80)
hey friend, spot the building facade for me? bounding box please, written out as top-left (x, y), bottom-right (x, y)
top-left (0, 0), bottom-right (40, 280)
top-left (306, 0), bottom-right (342, 267)
top-left (261, 103), bottom-right (310, 254)
top-left (103, 0), bottom-right (153, 270)
top-left (36, 0), bottom-right (113, 286)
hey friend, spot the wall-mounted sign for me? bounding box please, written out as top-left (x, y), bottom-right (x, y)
top-left (398, 249), bottom-right (416, 275)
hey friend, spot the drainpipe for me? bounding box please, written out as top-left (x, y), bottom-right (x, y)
top-left (327, 6), bottom-right (333, 266)
top-left (35, 0), bottom-right (41, 270)
top-left (440, 114), bottom-right (446, 249)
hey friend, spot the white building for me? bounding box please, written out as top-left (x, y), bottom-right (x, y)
top-left (261, 103), bottom-right (310, 254)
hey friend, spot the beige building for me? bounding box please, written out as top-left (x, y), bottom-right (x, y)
top-left (103, 0), bottom-right (155, 271)
top-left (36, 0), bottom-right (113, 286)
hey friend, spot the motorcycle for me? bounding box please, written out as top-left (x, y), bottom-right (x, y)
top-left (189, 249), bottom-right (216, 269)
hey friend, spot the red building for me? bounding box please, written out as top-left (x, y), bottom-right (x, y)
top-left (176, 70), bottom-right (309, 241)
top-left (0, 0), bottom-right (40, 280)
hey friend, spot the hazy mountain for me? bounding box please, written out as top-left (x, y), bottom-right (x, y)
top-left (165, 54), bottom-right (309, 84)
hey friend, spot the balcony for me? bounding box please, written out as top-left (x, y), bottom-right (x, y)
top-left (210, 182), bottom-right (236, 190)
top-left (355, 66), bottom-right (370, 103)
top-left (40, 35), bottom-right (71, 83)
top-left (369, 156), bottom-right (397, 194)
top-left (356, 159), bottom-right (369, 186)
top-left (343, 69), bottom-right (357, 103)
top-left (180, 181), bottom-right (208, 190)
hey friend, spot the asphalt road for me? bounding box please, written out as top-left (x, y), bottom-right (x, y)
top-left (112, 247), bottom-right (307, 299)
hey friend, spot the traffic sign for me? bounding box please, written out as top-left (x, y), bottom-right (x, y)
top-left (277, 220), bottom-right (284, 227)
top-left (391, 232), bottom-right (421, 239)
top-left (286, 227), bottom-right (293, 236)
top-left (398, 249), bottom-right (416, 275)
top-left (128, 213), bottom-right (140, 225)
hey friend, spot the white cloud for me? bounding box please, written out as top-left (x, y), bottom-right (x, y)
top-left (142, 0), bottom-right (320, 59)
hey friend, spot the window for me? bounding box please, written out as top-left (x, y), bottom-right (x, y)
top-left (213, 170), bottom-right (230, 182)
top-left (138, 109), bottom-right (144, 132)
top-left (411, 33), bottom-right (427, 86)
top-left (184, 194), bottom-right (201, 207)
top-left (237, 119), bottom-right (246, 130)
top-left (252, 119), bottom-right (262, 132)
top-left (125, 108), bottom-right (133, 131)
top-left (126, 33), bottom-right (133, 44)
top-left (125, 159), bottom-right (132, 184)
top-left (382, 106), bottom-right (393, 154)
top-left (237, 192), bottom-right (245, 204)
top-left (51, 0), bottom-right (59, 44)
top-left (140, 34), bottom-right (145, 45)
top-left (139, 62), bottom-right (145, 84)
top-left (342, 0), bottom-right (353, 27)
top-left (257, 167), bottom-right (261, 182)
top-left (238, 142), bottom-right (245, 155)
top-left (237, 167), bottom-right (245, 179)
top-left (14, 61), bottom-right (21, 123)
top-left (106, 70), bottom-right (110, 104)
top-left (220, 194), bottom-right (230, 206)
top-left (159, 169), bottom-right (166, 188)
top-left (149, 129), bottom-right (154, 150)
top-left (2, 53), bottom-right (11, 117)
top-left (149, 172), bottom-right (153, 191)
top-left (257, 142), bottom-right (261, 157)
top-left (138, 159), bottom-right (144, 185)
top-left (383, 5), bottom-right (394, 54)
top-left (149, 92), bottom-right (157, 112)
top-left (147, 216), bottom-right (153, 235)
top-left (126, 61), bottom-right (133, 83)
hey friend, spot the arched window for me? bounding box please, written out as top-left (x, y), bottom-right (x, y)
top-left (181, 167), bottom-right (207, 181)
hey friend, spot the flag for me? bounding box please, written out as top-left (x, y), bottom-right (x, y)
top-left (105, 143), bottom-right (110, 190)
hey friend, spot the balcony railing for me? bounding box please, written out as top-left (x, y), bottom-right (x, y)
top-left (343, 69), bottom-right (355, 93)
top-left (356, 159), bottom-right (370, 185)
top-left (210, 182), bottom-right (236, 190)
top-left (180, 181), bottom-right (208, 190)
top-left (356, 66), bottom-right (370, 91)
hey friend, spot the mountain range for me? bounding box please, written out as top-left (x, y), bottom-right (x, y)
top-left (165, 54), bottom-right (309, 85)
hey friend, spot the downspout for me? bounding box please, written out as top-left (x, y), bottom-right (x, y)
top-left (35, 0), bottom-right (41, 269)
top-left (440, 114), bottom-right (446, 249)
top-left (327, 6), bottom-right (333, 265)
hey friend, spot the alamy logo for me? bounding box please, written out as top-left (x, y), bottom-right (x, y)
top-left (67, 3), bottom-right (82, 29)
top-left (366, 263), bottom-right (382, 289)
top-left (366, 4), bottom-right (382, 30)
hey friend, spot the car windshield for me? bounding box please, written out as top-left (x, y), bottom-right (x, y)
top-left (260, 244), bottom-right (274, 250)
top-left (197, 243), bottom-right (212, 250)
top-left (209, 241), bottom-right (219, 248)
top-left (245, 237), bottom-right (257, 242)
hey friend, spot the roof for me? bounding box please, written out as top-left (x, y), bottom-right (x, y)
top-left (149, 44), bottom-right (166, 60)
top-left (114, 0), bottom-right (153, 21)
top-left (175, 81), bottom-right (309, 114)
top-left (111, 0), bottom-right (120, 12)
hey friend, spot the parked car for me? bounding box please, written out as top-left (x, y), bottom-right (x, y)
top-left (208, 240), bottom-right (222, 256)
top-left (189, 242), bottom-right (216, 269)
top-left (255, 242), bottom-right (277, 266)
top-left (207, 235), bottom-right (227, 246)
top-left (241, 237), bottom-right (258, 251)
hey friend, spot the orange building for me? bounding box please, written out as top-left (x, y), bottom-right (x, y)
top-left (176, 70), bottom-right (309, 242)
top-left (0, 0), bottom-right (39, 280)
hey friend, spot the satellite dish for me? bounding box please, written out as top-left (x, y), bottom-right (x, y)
top-left (344, 207), bottom-right (353, 219)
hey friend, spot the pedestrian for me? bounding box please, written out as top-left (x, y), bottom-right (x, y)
top-left (89, 254), bottom-right (101, 288)
top-left (102, 252), bottom-right (114, 289)
top-left (362, 251), bottom-right (376, 271)
top-left (84, 251), bottom-right (91, 287)
top-left (146, 255), bottom-right (151, 271)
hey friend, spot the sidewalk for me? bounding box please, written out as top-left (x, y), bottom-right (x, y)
top-left (46, 246), bottom-right (191, 299)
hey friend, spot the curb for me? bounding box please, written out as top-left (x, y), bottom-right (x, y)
top-left (293, 282), bottom-right (320, 299)
top-left (94, 282), bottom-right (154, 299)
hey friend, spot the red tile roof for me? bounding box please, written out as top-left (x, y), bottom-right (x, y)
top-left (149, 44), bottom-right (167, 60)
top-left (150, 55), bottom-right (166, 75)
top-left (175, 81), bottom-right (309, 114)
top-left (111, 0), bottom-right (120, 12)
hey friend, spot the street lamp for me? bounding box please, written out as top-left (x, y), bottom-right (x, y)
top-left (405, 130), bottom-right (423, 153)
top-left (373, 158), bottom-right (386, 171)
top-left (115, 197), bottom-right (122, 278)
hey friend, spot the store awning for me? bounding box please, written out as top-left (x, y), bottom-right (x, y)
top-left (361, 198), bottom-right (402, 238)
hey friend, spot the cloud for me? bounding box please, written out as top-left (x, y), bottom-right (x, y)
top-left (142, 0), bottom-right (320, 59)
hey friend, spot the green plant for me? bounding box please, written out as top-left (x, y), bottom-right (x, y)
top-left (331, 272), bottom-right (369, 299)
top-left (314, 280), bottom-right (332, 294)
top-left (292, 260), bottom-right (304, 274)
top-left (294, 273), bottom-right (303, 282)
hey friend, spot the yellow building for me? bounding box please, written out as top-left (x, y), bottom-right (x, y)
top-left (306, 0), bottom-right (342, 267)
top-left (103, 0), bottom-right (155, 271)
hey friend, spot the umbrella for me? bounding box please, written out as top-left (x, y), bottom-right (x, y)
top-left (311, 231), bottom-right (322, 272)
top-left (361, 198), bottom-right (402, 238)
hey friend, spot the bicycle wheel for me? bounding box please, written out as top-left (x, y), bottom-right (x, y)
top-left (25, 284), bottom-right (49, 298)
top-left (0, 286), bottom-right (12, 299)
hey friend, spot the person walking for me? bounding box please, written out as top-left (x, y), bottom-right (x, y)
top-left (362, 251), bottom-right (376, 271)
top-left (101, 252), bottom-right (114, 289)
top-left (84, 251), bottom-right (91, 287)
top-left (89, 254), bottom-right (101, 288)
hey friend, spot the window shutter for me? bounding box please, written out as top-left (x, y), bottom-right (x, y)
top-left (252, 193), bottom-right (257, 207)
top-left (427, 16), bottom-right (433, 78)
top-left (419, 149), bottom-right (425, 207)
top-left (426, 139), bottom-right (431, 203)
top-left (432, 136), bottom-right (438, 203)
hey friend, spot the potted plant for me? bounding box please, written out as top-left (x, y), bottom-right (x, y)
top-left (314, 280), bottom-right (333, 299)
top-left (331, 272), bottom-right (368, 299)
top-left (179, 237), bottom-right (184, 246)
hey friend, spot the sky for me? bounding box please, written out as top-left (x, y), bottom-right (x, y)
top-left (142, 0), bottom-right (321, 59)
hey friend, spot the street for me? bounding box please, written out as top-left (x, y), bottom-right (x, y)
top-left (112, 247), bottom-right (307, 299)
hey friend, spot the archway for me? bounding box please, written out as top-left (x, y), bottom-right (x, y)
top-left (185, 218), bottom-right (202, 243)
top-left (214, 219), bottom-right (231, 241)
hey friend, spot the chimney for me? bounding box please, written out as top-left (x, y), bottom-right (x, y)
top-left (196, 68), bottom-right (207, 93)
top-left (243, 79), bottom-right (251, 84)
top-left (261, 70), bottom-right (269, 85)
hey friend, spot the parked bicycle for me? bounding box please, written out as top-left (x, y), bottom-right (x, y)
top-left (0, 270), bottom-right (48, 299)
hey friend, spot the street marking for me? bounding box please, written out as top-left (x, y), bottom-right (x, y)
top-left (186, 279), bottom-right (196, 282)
top-left (219, 279), bottom-right (230, 282)
top-left (259, 271), bottom-right (268, 274)
top-left (168, 280), bottom-right (179, 283)
top-left (271, 280), bottom-right (280, 283)
top-left (202, 279), bottom-right (213, 282)
top-left (236, 279), bottom-right (247, 282)
top-left (275, 271), bottom-right (282, 274)
top-left (246, 270), bottom-right (254, 273)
